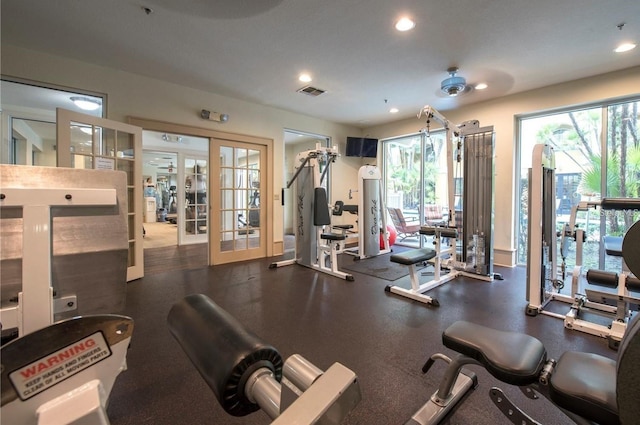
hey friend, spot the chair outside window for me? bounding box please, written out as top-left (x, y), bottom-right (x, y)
top-left (424, 204), bottom-right (446, 226)
top-left (387, 207), bottom-right (421, 241)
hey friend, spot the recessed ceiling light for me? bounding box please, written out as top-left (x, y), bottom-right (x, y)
top-left (475, 83), bottom-right (488, 90)
top-left (614, 42), bottom-right (636, 53)
top-left (299, 73), bottom-right (312, 83)
top-left (395, 17), bottom-right (415, 32)
top-left (389, 108), bottom-right (399, 113)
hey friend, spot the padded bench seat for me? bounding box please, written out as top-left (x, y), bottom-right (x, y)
top-left (442, 321), bottom-right (547, 386)
top-left (321, 232), bottom-right (347, 241)
top-left (443, 321), bottom-right (619, 424)
top-left (549, 351), bottom-right (617, 425)
top-left (390, 248), bottom-right (436, 265)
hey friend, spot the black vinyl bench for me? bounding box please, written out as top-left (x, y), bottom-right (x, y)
top-left (385, 248), bottom-right (441, 306)
top-left (441, 320), bottom-right (619, 425)
top-left (390, 248), bottom-right (436, 266)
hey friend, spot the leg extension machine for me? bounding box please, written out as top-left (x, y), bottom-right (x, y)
top-left (168, 294), bottom-right (361, 424)
top-left (406, 314), bottom-right (640, 424)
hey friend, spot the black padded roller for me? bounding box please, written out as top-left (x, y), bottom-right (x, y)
top-left (586, 269), bottom-right (619, 288)
top-left (167, 294), bottom-right (283, 416)
top-left (626, 276), bottom-right (640, 291)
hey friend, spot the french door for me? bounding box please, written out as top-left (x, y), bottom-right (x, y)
top-left (56, 108), bottom-right (143, 280)
top-left (211, 139), bottom-right (267, 264)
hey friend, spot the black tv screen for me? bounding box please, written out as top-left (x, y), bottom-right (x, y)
top-left (346, 137), bottom-right (378, 158)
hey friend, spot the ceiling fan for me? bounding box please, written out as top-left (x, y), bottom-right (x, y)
top-left (440, 67), bottom-right (468, 97)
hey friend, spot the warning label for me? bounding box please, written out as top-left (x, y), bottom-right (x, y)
top-left (9, 331), bottom-right (112, 401)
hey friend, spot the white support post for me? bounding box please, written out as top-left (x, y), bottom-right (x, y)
top-left (0, 187), bottom-right (117, 336)
top-left (20, 205), bottom-right (54, 336)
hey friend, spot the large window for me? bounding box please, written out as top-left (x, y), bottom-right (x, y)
top-left (383, 131), bottom-right (448, 246)
top-left (517, 98), bottom-right (640, 270)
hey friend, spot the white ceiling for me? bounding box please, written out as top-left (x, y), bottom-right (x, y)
top-left (2, 0), bottom-right (639, 127)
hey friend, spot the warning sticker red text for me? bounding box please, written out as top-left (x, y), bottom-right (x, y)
top-left (9, 331), bottom-right (112, 400)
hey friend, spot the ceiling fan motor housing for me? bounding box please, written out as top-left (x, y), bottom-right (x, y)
top-left (441, 75), bottom-right (467, 96)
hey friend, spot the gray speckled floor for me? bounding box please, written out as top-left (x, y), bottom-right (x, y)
top-left (107, 254), bottom-right (615, 425)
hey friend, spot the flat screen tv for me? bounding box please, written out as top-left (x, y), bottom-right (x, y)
top-left (345, 137), bottom-right (378, 158)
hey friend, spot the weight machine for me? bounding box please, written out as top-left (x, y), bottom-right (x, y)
top-left (340, 165), bottom-right (391, 260)
top-left (0, 165), bottom-right (134, 425)
top-left (420, 105), bottom-right (497, 280)
top-left (270, 145), bottom-right (354, 280)
top-left (168, 294), bottom-right (361, 424)
top-left (386, 106), bottom-right (498, 304)
top-left (525, 144), bottom-right (640, 349)
top-left (0, 165), bottom-right (129, 340)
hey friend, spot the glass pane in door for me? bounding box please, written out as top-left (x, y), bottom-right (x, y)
top-left (57, 108), bottom-right (143, 280)
top-left (184, 158), bottom-right (208, 238)
top-left (219, 145), bottom-right (261, 252)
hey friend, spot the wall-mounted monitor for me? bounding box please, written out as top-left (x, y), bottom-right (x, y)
top-left (345, 137), bottom-right (378, 158)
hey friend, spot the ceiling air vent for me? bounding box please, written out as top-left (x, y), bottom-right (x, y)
top-left (297, 86), bottom-right (326, 97)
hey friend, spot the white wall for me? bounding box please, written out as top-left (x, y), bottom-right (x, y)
top-left (364, 66), bottom-right (640, 266)
top-left (1, 44), bottom-right (363, 245)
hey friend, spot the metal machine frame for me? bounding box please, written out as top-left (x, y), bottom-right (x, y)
top-left (419, 106), bottom-right (496, 281)
top-left (270, 145), bottom-right (353, 280)
top-left (525, 144), bottom-right (640, 348)
top-left (1, 165), bottom-right (129, 340)
top-left (0, 166), bottom-right (133, 425)
top-left (386, 107), bottom-right (498, 305)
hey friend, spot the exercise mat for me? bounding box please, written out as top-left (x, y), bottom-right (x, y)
top-left (338, 247), bottom-right (426, 281)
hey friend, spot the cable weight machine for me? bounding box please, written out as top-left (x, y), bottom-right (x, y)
top-left (525, 144), bottom-right (640, 349)
top-left (270, 144), bottom-right (353, 280)
top-left (419, 106), bottom-right (498, 281)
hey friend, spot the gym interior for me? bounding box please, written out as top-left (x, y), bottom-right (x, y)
top-left (2, 2), bottom-right (640, 424)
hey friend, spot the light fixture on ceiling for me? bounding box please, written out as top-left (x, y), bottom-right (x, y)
top-left (615, 42), bottom-right (636, 53)
top-left (440, 67), bottom-right (467, 97)
top-left (389, 107), bottom-right (399, 114)
top-left (475, 82), bottom-right (488, 90)
top-left (614, 23), bottom-right (637, 53)
top-left (395, 17), bottom-right (415, 32)
top-left (299, 73), bottom-right (312, 83)
top-left (70, 96), bottom-right (101, 111)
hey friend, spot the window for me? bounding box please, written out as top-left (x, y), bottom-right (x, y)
top-left (517, 98), bottom-right (640, 271)
top-left (383, 131), bottom-right (448, 247)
